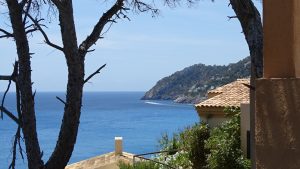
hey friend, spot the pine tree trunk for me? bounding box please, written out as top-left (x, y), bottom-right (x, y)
top-left (45, 1), bottom-right (85, 168)
top-left (6, 0), bottom-right (43, 168)
top-left (229, 0), bottom-right (263, 167)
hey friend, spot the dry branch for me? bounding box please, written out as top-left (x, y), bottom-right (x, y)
top-left (78, 0), bottom-right (125, 56)
top-left (22, 0), bottom-right (33, 25)
top-left (0, 76), bottom-right (12, 81)
top-left (132, 0), bottom-right (159, 15)
top-left (56, 96), bottom-right (66, 105)
top-left (0, 106), bottom-right (20, 125)
top-left (26, 12), bottom-right (63, 51)
top-left (1, 80), bottom-right (12, 119)
top-left (227, 15), bottom-right (237, 20)
top-left (8, 126), bottom-right (23, 169)
top-left (84, 64), bottom-right (106, 84)
top-left (0, 28), bottom-right (14, 38)
top-left (1, 62), bottom-right (18, 119)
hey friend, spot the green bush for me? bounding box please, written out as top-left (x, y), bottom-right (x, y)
top-left (157, 133), bottom-right (190, 169)
top-left (118, 161), bottom-right (159, 169)
top-left (180, 123), bottom-right (210, 169)
top-left (129, 107), bottom-right (250, 169)
top-left (205, 107), bottom-right (251, 169)
top-left (157, 123), bottom-right (210, 169)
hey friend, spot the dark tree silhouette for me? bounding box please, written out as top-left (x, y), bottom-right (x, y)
top-left (229, 1), bottom-right (263, 163)
top-left (0, 0), bottom-right (157, 169)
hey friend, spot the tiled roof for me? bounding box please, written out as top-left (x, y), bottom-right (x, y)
top-left (195, 79), bottom-right (250, 108)
top-left (66, 152), bottom-right (134, 169)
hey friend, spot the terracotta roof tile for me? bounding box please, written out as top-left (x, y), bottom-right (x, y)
top-left (195, 79), bottom-right (250, 108)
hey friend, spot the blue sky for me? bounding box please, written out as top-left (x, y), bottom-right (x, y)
top-left (0, 0), bottom-right (262, 92)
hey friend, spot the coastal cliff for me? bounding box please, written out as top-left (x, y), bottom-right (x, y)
top-left (142, 57), bottom-right (251, 103)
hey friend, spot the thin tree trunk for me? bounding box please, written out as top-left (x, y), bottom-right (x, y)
top-left (229, 0), bottom-right (263, 168)
top-left (45, 1), bottom-right (85, 168)
top-left (229, 0), bottom-right (263, 78)
top-left (6, 0), bottom-right (43, 168)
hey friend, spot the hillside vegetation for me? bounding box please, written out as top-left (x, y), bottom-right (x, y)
top-left (142, 57), bottom-right (250, 103)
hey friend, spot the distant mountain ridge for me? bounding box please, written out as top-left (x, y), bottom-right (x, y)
top-left (141, 57), bottom-right (251, 103)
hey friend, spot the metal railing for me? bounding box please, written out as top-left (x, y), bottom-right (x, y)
top-left (133, 149), bottom-right (179, 169)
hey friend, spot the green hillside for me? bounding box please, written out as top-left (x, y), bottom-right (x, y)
top-left (142, 57), bottom-right (250, 103)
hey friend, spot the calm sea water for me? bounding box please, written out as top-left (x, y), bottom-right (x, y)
top-left (0, 92), bottom-right (199, 168)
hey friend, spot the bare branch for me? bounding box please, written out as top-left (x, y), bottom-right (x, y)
top-left (84, 64), bottom-right (106, 84)
top-left (1, 62), bottom-right (18, 119)
top-left (8, 126), bottom-right (22, 169)
top-left (25, 28), bottom-right (38, 34)
top-left (18, 135), bottom-right (25, 160)
top-left (22, 0), bottom-right (33, 25)
top-left (87, 49), bottom-right (95, 53)
top-left (1, 80), bottom-right (12, 119)
top-left (131, 0), bottom-right (159, 16)
top-left (25, 12), bottom-right (63, 51)
top-left (0, 76), bottom-right (12, 81)
top-left (227, 15), bottom-right (238, 20)
top-left (56, 96), bottom-right (66, 105)
top-left (0, 106), bottom-right (20, 125)
top-left (0, 28), bottom-right (14, 38)
top-left (78, 0), bottom-right (124, 56)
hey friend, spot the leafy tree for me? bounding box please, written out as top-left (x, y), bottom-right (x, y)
top-left (0, 0), bottom-right (157, 168)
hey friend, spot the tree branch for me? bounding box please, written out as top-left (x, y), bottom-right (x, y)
top-left (0, 76), bottom-right (12, 81)
top-left (0, 28), bottom-right (14, 38)
top-left (25, 28), bottom-right (38, 35)
top-left (8, 126), bottom-right (23, 169)
top-left (227, 15), bottom-right (237, 20)
top-left (0, 106), bottom-right (20, 125)
top-left (1, 62), bottom-right (18, 119)
top-left (1, 80), bottom-right (12, 119)
top-left (78, 0), bottom-right (124, 56)
top-left (56, 96), bottom-right (66, 105)
top-left (22, 0), bottom-right (33, 25)
top-left (25, 12), bottom-right (63, 51)
top-left (84, 64), bottom-right (106, 84)
top-left (132, 0), bottom-right (159, 15)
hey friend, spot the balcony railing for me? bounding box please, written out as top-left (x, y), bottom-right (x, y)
top-left (133, 149), bottom-right (179, 169)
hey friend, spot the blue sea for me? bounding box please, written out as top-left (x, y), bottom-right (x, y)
top-left (0, 92), bottom-right (199, 168)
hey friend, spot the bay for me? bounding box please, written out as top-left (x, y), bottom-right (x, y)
top-left (0, 92), bottom-right (199, 168)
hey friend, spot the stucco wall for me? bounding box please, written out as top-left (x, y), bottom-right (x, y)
top-left (256, 79), bottom-right (300, 169)
top-left (264, 0), bottom-right (300, 78)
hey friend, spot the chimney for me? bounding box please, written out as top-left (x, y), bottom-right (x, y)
top-left (115, 137), bottom-right (123, 155)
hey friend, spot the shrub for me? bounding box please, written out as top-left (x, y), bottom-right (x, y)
top-left (180, 123), bottom-right (210, 169)
top-left (137, 107), bottom-right (250, 169)
top-left (118, 161), bottom-right (159, 169)
top-left (205, 107), bottom-right (251, 169)
top-left (157, 133), bottom-right (190, 169)
top-left (157, 123), bottom-right (210, 169)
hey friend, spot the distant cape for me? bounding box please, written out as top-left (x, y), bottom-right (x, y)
top-left (141, 57), bottom-right (251, 103)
